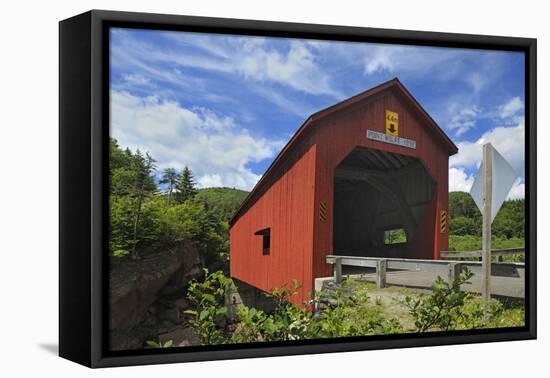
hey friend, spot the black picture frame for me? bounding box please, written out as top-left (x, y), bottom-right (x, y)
top-left (59, 9), bottom-right (537, 368)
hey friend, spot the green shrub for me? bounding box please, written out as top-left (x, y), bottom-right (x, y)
top-left (307, 279), bottom-right (402, 338)
top-left (487, 305), bottom-right (525, 328)
top-left (145, 340), bottom-right (173, 348)
top-left (232, 280), bottom-right (310, 343)
top-left (184, 269), bottom-right (233, 345)
top-left (402, 267), bottom-right (503, 332)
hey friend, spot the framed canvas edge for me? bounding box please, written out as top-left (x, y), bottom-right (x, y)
top-left (93, 330), bottom-right (535, 368)
top-left (59, 10), bottom-right (93, 367)
top-left (525, 35), bottom-right (537, 342)
top-left (58, 9), bottom-right (537, 368)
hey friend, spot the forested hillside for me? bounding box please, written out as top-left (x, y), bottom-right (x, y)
top-left (195, 187), bottom-right (249, 223)
top-left (109, 138), bottom-right (248, 272)
top-left (448, 191), bottom-right (524, 251)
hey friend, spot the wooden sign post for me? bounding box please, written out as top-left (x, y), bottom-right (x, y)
top-left (481, 143), bottom-right (493, 321)
top-left (470, 142), bottom-right (518, 322)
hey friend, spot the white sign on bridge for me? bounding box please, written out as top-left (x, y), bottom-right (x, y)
top-left (366, 130), bottom-right (416, 149)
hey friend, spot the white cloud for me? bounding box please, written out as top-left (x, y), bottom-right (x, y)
top-left (448, 105), bottom-right (481, 137)
top-left (498, 96), bottom-right (524, 119)
top-left (450, 117), bottom-right (524, 176)
top-left (462, 52), bottom-right (510, 94)
top-left (250, 84), bottom-right (316, 118)
top-left (362, 45), bottom-right (463, 79)
top-left (444, 94), bottom-right (526, 138)
top-left (449, 169), bottom-right (524, 200)
top-left (198, 173), bottom-right (223, 188)
top-left (133, 33), bottom-right (342, 99)
top-left (236, 41), bottom-right (340, 97)
top-left (449, 167), bottom-right (475, 192)
top-left (122, 73), bottom-right (153, 87)
top-left (507, 179), bottom-right (525, 200)
top-left (361, 46), bottom-right (512, 99)
top-left (364, 46), bottom-right (395, 74)
top-left (110, 90), bottom-right (284, 190)
top-left (465, 72), bottom-right (490, 94)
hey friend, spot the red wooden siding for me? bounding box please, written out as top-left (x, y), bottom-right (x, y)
top-left (230, 144), bottom-right (317, 306)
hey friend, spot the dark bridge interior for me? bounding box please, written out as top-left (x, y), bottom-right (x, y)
top-left (333, 146), bottom-right (435, 259)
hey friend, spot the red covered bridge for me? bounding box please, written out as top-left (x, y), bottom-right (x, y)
top-left (229, 78), bottom-right (458, 305)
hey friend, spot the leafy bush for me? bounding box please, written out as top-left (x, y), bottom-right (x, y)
top-left (145, 340), bottom-right (173, 348)
top-left (487, 305), bottom-right (525, 328)
top-left (231, 306), bottom-right (272, 343)
top-left (232, 280), bottom-right (311, 343)
top-left (307, 279), bottom-right (402, 337)
top-left (403, 268), bottom-right (470, 332)
top-left (402, 267), bottom-right (502, 332)
top-left (184, 270), bottom-right (234, 345)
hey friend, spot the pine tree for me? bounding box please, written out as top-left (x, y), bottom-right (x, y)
top-left (159, 168), bottom-right (179, 205)
top-left (176, 166), bottom-right (198, 203)
top-left (131, 150), bottom-right (156, 259)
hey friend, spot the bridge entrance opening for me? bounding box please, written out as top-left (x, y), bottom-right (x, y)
top-left (333, 146), bottom-right (436, 260)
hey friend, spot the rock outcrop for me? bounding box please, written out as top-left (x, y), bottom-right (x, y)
top-left (109, 240), bottom-right (203, 350)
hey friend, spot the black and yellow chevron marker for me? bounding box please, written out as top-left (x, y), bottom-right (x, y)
top-left (319, 201), bottom-right (328, 222)
top-left (440, 210), bottom-right (447, 233)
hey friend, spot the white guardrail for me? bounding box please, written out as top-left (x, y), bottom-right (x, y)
top-left (325, 254), bottom-right (525, 289)
top-left (440, 247), bottom-right (525, 261)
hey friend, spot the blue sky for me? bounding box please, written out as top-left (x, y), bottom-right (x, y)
top-left (110, 28), bottom-right (525, 198)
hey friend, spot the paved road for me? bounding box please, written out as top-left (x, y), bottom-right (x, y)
top-left (341, 266), bottom-right (525, 298)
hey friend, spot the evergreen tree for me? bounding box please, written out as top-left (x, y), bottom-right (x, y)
top-left (110, 139), bottom-right (138, 200)
top-left (176, 166), bottom-right (198, 203)
top-left (130, 150), bottom-right (157, 259)
top-left (159, 168), bottom-right (179, 205)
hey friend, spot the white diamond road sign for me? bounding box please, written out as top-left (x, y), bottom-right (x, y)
top-left (469, 144), bottom-right (518, 223)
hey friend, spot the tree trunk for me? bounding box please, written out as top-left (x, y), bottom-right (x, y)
top-left (167, 182), bottom-right (172, 206)
top-left (131, 181), bottom-right (145, 260)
